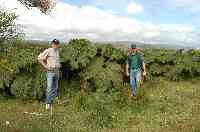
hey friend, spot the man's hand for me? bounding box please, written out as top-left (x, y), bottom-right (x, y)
top-left (142, 71), bottom-right (146, 76)
top-left (44, 65), bottom-right (51, 70)
top-left (126, 64), bottom-right (130, 77)
top-left (38, 59), bottom-right (50, 70)
top-left (126, 72), bottom-right (130, 77)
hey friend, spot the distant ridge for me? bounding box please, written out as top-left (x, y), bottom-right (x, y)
top-left (97, 41), bottom-right (195, 50)
top-left (25, 40), bottom-right (198, 49)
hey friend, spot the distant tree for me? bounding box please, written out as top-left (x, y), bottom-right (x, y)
top-left (0, 8), bottom-right (19, 43)
top-left (17, 0), bottom-right (56, 14)
top-left (0, 0), bottom-right (56, 42)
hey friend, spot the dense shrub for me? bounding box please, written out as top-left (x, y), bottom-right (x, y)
top-left (61, 39), bottom-right (97, 70)
top-left (79, 57), bottom-right (123, 93)
top-left (0, 39), bottom-right (200, 100)
top-left (144, 49), bottom-right (200, 81)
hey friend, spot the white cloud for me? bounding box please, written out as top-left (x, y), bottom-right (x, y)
top-left (0, 0), bottom-right (199, 46)
top-left (144, 31), bottom-right (160, 38)
top-left (170, 0), bottom-right (199, 7)
top-left (168, 0), bottom-right (200, 13)
top-left (126, 1), bottom-right (143, 15)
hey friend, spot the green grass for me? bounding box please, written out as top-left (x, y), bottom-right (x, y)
top-left (0, 79), bottom-right (200, 132)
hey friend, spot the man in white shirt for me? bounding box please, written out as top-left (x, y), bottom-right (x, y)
top-left (38, 39), bottom-right (60, 110)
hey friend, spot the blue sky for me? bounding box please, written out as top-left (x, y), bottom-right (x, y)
top-left (61, 0), bottom-right (200, 26)
top-left (1, 0), bottom-right (200, 47)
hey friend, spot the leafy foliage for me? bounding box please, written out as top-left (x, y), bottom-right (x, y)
top-left (11, 65), bottom-right (46, 100)
top-left (0, 40), bottom-right (47, 99)
top-left (0, 39), bottom-right (200, 132)
top-left (0, 39), bottom-right (200, 99)
top-left (98, 44), bottom-right (126, 63)
top-left (144, 49), bottom-right (200, 81)
top-left (17, 0), bottom-right (55, 14)
top-left (0, 8), bottom-right (19, 43)
top-left (80, 57), bottom-right (123, 93)
top-left (61, 39), bottom-right (97, 70)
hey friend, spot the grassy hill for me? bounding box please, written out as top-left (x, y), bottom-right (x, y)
top-left (0, 79), bottom-right (199, 132)
top-left (0, 39), bottom-right (200, 132)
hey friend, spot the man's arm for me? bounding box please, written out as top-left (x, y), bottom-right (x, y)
top-left (37, 49), bottom-right (50, 70)
top-left (38, 59), bottom-right (49, 69)
top-left (142, 61), bottom-right (146, 76)
top-left (126, 63), bottom-right (130, 76)
top-left (139, 53), bottom-right (146, 76)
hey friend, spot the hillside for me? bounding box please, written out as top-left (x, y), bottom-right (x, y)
top-left (0, 79), bottom-right (199, 132)
top-left (0, 39), bottom-right (200, 132)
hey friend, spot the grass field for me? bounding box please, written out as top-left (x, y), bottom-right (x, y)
top-left (0, 79), bottom-right (199, 132)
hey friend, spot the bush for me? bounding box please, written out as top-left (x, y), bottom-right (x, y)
top-left (80, 57), bottom-right (123, 93)
top-left (73, 93), bottom-right (114, 129)
top-left (61, 39), bottom-right (97, 70)
top-left (1, 39), bottom-right (200, 100)
top-left (11, 65), bottom-right (46, 100)
top-left (0, 7), bottom-right (19, 42)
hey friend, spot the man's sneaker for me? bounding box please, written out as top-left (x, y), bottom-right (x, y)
top-left (45, 104), bottom-right (51, 110)
top-left (45, 104), bottom-right (53, 114)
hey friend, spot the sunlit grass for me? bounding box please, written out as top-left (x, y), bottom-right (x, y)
top-left (0, 79), bottom-right (199, 132)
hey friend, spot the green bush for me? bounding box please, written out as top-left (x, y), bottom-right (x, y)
top-left (11, 65), bottom-right (46, 100)
top-left (72, 93), bottom-right (114, 128)
top-left (1, 39), bottom-right (200, 100)
top-left (80, 57), bottom-right (123, 93)
top-left (61, 39), bottom-right (97, 70)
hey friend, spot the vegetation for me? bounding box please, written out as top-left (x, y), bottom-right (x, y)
top-left (0, 0), bottom-right (55, 43)
top-left (0, 39), bottom-right (200, 99)
top-left (0, 79), bottom-right (199, 132)
top-left (0, 8), bottom-right (19, 43)
top-left (145, 49), bottom-right (200, 81)
top-left (17, 0), bottom-right (55, 14)
top-left (0, 39), bottom-right (200, 131)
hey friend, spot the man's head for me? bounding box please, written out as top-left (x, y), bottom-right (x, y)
top-left (51, 39), bottom-right (60, 49)
top-left (129, 44), bottom-right (137, 53)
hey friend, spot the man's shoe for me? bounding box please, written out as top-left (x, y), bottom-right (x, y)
top-left (131, 94), bottom-right (137, 99)
top-left (45, 104), bottom-right (51, 110)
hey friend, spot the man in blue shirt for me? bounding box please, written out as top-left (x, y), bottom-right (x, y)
top-left (126, 44), bottom-right (146, 96)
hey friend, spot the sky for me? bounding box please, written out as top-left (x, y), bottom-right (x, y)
top-left (0, 0), bottom-right (200, 47)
